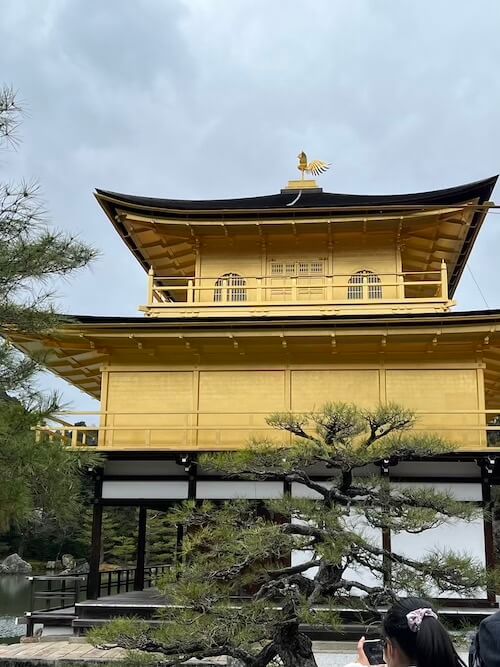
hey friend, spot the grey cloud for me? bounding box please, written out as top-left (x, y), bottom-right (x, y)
top-left (1, 0), bottom-right (500, 407)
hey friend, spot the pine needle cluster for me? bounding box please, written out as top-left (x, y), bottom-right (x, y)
top-left (0, 86), bottom-right (99, 528)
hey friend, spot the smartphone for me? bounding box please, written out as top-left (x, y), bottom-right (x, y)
top-left (363, 639), bottom-right (385, 665)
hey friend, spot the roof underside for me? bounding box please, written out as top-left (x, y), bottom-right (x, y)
top-left (95, 177), bottom-right (497, 297)
top-left (7, 310), bottom-right (500, 404)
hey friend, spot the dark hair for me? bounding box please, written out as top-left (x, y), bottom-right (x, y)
top-left (382, 597), bottom-right (465, 667)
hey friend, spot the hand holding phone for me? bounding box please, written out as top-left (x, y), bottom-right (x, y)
top-left (362, 639), bottom-right (385, 666)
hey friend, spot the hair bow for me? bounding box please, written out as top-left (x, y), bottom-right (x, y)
top-left (406, 608), bottom-right (438, 632)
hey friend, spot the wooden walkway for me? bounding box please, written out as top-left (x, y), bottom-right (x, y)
top-left (0, 639), bottom-right (468, 666)
top-left (0, 640), bottom-right (229, 665)
top-left (0, 641), bottom-right (126, 664)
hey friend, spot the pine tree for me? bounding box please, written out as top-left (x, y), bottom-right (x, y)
top-left (92, 403), bottom-right (497, 667)
top-left (147, 510), bottom-right (178, 565)
top-left (79, 508), bottom-right (138, 565)
top-left (0, 86), bottom-right (99, 529)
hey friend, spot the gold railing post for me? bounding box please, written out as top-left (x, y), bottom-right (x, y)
top-left (291, 276), bottom-right (297, 301)
top-left (71, 428), bottom-right (78, 448)
top-left (147, 267), bottom-right (155, 304)
top-left (187, 279), bottom-right (194, 303)
top-left (327, 274), bottom-right (334, 301)
top-left (222, 278), bottom-right (228, 302)
top-left (397, 272), bottom-right (405, 299)
top-left (256, 276), bottom-right (263, 302)
top-left (440, 260), bottom-right (448, 300)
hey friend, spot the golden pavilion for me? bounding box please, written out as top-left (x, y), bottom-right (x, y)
top-left (6, 166), bottom-right (500, 618)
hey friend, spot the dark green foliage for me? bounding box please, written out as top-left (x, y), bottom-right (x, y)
top-left (0, 398), bottom-right (100, 533)
top-left (78, 508), bottom-right (138, 565)
top-left (147, 511), bottom-right (178, 565)
top-left (92, 403), bottom-right (495, 667)
top-left (75, 508), bottom-right (178, 567)
top-left (0, 504), bottom-right (179, 566)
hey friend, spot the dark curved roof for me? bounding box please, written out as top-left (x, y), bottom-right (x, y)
top-left (96, 176), bottom-right (497, 213)
top-left (60, 308), bottom-right (500, 327)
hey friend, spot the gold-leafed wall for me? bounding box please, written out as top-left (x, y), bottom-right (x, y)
top-left (385, 369), bottom-right (483, 448)
top-left (100, 360), bottom-right (485, 450)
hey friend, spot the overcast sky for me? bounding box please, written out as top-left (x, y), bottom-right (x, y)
top-left (2, 0), bottom-right (500, 410)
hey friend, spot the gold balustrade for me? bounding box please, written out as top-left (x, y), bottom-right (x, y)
top-left (34, 408), bottom-right (500, 452)
top-left (143, 266), bottom-right (450, 312)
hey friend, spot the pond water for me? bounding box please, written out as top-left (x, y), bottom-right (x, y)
top-left (0, 574), bottom-right (31, 640)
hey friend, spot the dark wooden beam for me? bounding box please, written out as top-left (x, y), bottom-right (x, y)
top-left (186, 454), bottom-right (198, 501)
top-left (480, 462), bottom-right (496, 603)
top-left (134, 506), bottom-right (147, 591)
top-left (87, 471), bottom-right (104, 600)
top-left (380, 460), bottom-right (392, 587)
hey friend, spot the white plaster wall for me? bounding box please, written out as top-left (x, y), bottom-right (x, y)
top-left (391, 481), bottom-right (482, 501)
top-left (196, 480), bottom-right (284, 499)
top-left (391, 516), bottom-right (486, 598)
top-left (388, 480), bottom-right (486, 598)
top-left (291, 481), bottom-right (331, 498)
top-left (102, 480), bottom-right (188, 499)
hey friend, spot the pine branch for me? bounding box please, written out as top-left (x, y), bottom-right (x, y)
top-left (281, 522), bottom-right (324, 541)
top-left (94, 402), bottom-right (490, 666)
top-left (267, 559), bottom-right (321, 577)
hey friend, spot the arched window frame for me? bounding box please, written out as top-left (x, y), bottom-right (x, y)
top-left (347, 270), bottom-right (382, 300)
top-left (214, 273), bottom-right (247, 302)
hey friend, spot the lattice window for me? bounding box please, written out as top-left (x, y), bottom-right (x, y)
top-left (347, 270), bottom-right (382, 300)
top-left (270, 260), bottom-right (325, 276)
top-left (269, 260), bottom-right (326, 301)
top-left (214, 273), bottom-right (247, 302)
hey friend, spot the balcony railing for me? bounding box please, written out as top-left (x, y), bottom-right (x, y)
top-left (35, 409), bottom-right (500, 452)
top-left (142, 263), bottom-right (451, 315)
top-left (24, 564), bottom-right (170, 637)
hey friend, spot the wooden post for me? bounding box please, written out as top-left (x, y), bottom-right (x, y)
top-left (380, 460), bottom-right (392, 587)
top-left (440, 259), bottom-right (448, 300)
top-left (481, 462), bottom-right (496, 604)
top-left (134, 506), bottom-right (147, 591)
top-left (147, 267), bottom-right (154, 304)
top-left (187, 279), bottom-right (194, 303)
top-left (256, 276), bottom-right (263, 302)
top-left (87, 471), bottom-right (103, 600)
top-left (327, 274), bottom-right (334, 302)
top-left (396, 271), bottom-right (405, 299)
top-left (87, 502), bottom-right (103, 599)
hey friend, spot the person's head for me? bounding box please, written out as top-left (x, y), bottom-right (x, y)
top-left (382, 597), bottom-right (464, 667)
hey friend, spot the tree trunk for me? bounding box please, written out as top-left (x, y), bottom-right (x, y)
top-left (277, 631), bottom-right (318, 667)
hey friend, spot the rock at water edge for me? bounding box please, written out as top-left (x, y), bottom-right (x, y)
top-left (0, 553), bottom-right (32, 574)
